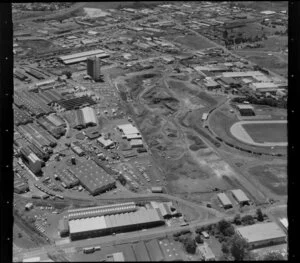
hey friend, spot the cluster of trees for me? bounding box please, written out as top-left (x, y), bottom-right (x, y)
top-left (223, 29), bottom-right (267, 47)
top-left (221, 234), bottom-right (253, 261)
top-left (173, 230), bottom-right (197, 254)
top-left (233, 210), bottom-right (266, 226)
top-left (232, 95), bottom-right (287, 109)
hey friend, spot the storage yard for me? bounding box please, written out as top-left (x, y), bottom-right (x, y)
top-left (12, 1), bottom-right (288, 262)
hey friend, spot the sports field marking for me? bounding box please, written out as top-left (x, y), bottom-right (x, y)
top-left (230, 120), bottom-right (287, 147)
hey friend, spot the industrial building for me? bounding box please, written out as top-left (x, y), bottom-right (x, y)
top-left (150, 201), bottom-right (177, 219)
top-left (236, 222), bottom-right (287, 249)
top-left (87, 56), bottom-right (102, 81)
top-left (129, 139), bottom-right (144, 148)
top-left (20, 147), bottom-right (43, 174)
top-left (279, 218), bottom-right (288, 232)
top-left (97, 136), bottom-right (115, 149)
top-left (145, 239), bottom-right (164, 261)
top-left (221, 71), bottom-right (265, 78)
top-left (54, 96), bottom-right (96, 111)
top-left (236, 104), bottom-right (255, 116)
top-left (54, 169), bottom-right (79, 188)
top-left (106, 252), bottom-right (125, 262)
top-left (132, 241), bottom-right (151, 261)
top-left (151, 186), bottom-right (163, 193)
top-left (217, 193), bottom-right (233, 209)
top-left (58, 49), bottom-right (109, 65)
top-left (81, 107), bottom-right (97, 127)
top-left (231, 189), bottom-right (250, 205)
top-left (118, 124), bottom-right (141, 140)
top-left (68, 160), bottom-right (116, 196)
top-left (251, 82), bottom-right (279, 93)
top-left (67, 202), bottom-right (137, 220)
top-left (68, 208), bottom-right (164, 240)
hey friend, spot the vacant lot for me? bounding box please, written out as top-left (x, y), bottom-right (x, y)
top-left (174, 34), bottom-right (215, 50)
top-left (248, 164), bottom-right (287, 196)
top-left (242, 122), bottom-right (287, 143)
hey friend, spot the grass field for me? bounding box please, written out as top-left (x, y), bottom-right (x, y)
top-left (248, 164), bottom-right (287, 196)
top-left (242, 123), bottom-right (287, 143)
top-left (174, 34), bottom-right (215, 50)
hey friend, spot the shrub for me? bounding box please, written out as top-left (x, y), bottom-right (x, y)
top-left (195, 235), bottom-right (204, 244)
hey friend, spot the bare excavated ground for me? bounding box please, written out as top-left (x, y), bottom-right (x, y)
top-left (119, 72), bottom-right (243, 202)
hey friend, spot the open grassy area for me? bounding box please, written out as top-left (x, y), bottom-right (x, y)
top-left (248, 164), bottom-right (287, 196)
top-left (242, 123), bottom-right (287, 143)
top-left (208, 106), bottom-right (287, 155)
top-left (174, 34), bottom-right (215, 50)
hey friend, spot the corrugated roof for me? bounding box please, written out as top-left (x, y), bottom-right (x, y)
top-left (69, 216), bottom-right (107, 234)
top-left (145, 239), bottom-right (164, 261)
top-left (133, 242), bottom-right (150, 261)
top-left (217, 193), bottom-right (233, 206)
top-left (231, 189), bottom-right (250, 202)
top-left (59, 49), bottom-right (105, 61)
top-left (237, 222), bottom-right (286, 244)
top-left (118, 124), bottom-right (140, 135)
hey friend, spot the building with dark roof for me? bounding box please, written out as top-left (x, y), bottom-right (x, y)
top-left (55, 96), bottom-right (96, 111)
top-left (145, 239), bottom-right (164, 261)
top-left (132, 242), bottom-right (151, 261)
top-left (236, 104), bottom-right (255, 116)
top-left (68, 160), bottom-right (116, 195)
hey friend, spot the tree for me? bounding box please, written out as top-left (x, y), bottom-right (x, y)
top-left (229, 234), bottom-right (250, 261)
top-left (183, 237), bottom-right (197, 254)
top-left (233, 214), bottom-right (242, 225)
top-left (263, 251), bottom-right (285, 261)
top-left (241, 215), bottom-right (255, 225)
top-left (222, 242), bottom-right (230, 254)
top-left (218, 220), bottom-right (232, 234)
top-left (63, 70), bottom-right (72, 79)
top-left (195, 234), bottom-right (203, 244)
top-left (256, 208), bottom-right (264, 222)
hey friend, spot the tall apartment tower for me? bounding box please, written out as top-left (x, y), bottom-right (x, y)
top-left (87, 56), bottom-right (101, 81)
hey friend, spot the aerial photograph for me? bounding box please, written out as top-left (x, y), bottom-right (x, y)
top-left (12, 1), bottom-right (288, 262)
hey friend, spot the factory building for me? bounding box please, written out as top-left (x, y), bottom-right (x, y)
top-left (69, 208), bottom-right (164, 240)
top-left (236, 104), bottom-right (255, 116)
top-left (250, 82), bottom-right (279, 94)
top-left (68, 160), bottom-right (116, 196)
top-left (217, 193), bottom-right (233, 209)
top-left (117, 124), bottom-right (141, 140)
top-left (236, 222), bottom-right (287, 249)
top-left (87, 56), bottom-right (102, 81)
top-left (231, 189), bottom-right (250, 206)
top-left (97, 136), bottom-right (115, 149)
top-left (67, 202), bottom-right (137, 220)
top-left (221, 71), bottom-right (265, 78)
top-left (58, 49), bottom-right (110, 65)
top-left (129, 139), bottom-right (144, 148)
top-left (20, 147), bottom-right (43, 174)
top-left (54, 96), bottom-right (96, 111)
top-left (81, 107), bottom-right (97, 127)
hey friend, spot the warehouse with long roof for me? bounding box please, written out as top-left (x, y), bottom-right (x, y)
top-left (58, 49), bottom-right (110, 65)
top-left (236, 222), bottom-right (287, 249)
top-left (68, 208), bottom-right (164, 240)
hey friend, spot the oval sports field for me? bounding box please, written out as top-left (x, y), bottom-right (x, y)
top-left (230, 120), bottom-right (287, 147)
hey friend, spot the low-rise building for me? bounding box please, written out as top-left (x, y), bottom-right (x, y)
top-left (236, 222), bottom-right (287, 249)
top-left (231, 189), bottom-right (250, 205)
top-left (217, 193), bottom-right (233, 209)
top-left (236, 104), bottom-right (255, 116)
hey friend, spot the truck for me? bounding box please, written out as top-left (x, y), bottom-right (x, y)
top-left (83, 247), bottom-right (95, 254)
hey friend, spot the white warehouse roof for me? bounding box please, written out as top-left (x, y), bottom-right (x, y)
top-left (251, 82), bottom-right (278, 89)
top-left (222, 71), bottom-right (264, 78)
top-left (81, 107), bottom-right (97, 125)
top-left (59, 49), bottom-right (106, 61)
top-left (231, 189), bottom-right (250, 202)
top-left (217, 193), bottom-right (232, 207)
top-left (118, 124), bottom-right (140, 135)
top-left (236, 222), bottom-right (286, 244)
top-left (69, 216), bottom-right (107, 234)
